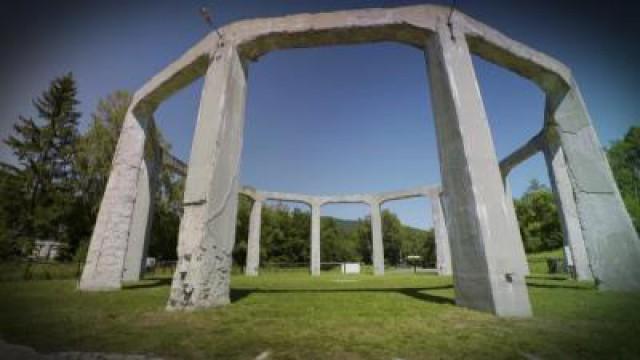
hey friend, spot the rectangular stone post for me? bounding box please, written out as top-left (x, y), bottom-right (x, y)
top-left (370, 201), bottom-right (385, 275)
top-left (431, 193), bottom-right (452, 275)
top-left (122, 157), bottom-right (155, 281)
top-left (425, 25), bottom-right (532, 317)
top-left (245, 199), bottom-right (262, 276)
top-left (502, 178), bottom-right (531, 276)
top-left (311, 202), bottom-right (321, 276)
top-left (167, 44), bottom-right (248, 310)
top-left (547, 86), bottom-right (640, 290)
top-left (79, 109), bottom-right (150, 291)
top-left (542, 133), bottom-right (593, 281)
top-left (122, 121), bottom-right (162, 282)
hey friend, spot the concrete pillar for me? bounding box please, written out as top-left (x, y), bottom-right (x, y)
top-left (543, 134), bottom-right (593, 281)
top-left (310, 202), bottom-right (321, 276)
top-left (122, 122), bottom-right (162, 282)
top-left (122, 158), bottom-right (155, 281)
top-left (167, 43), bottom-right (248, 311)
top-left (370, 201), bottom-right (384, 276)
top-left (546, 87), bottom-right (640, 291)
top-left (245, 199), bottom-right (263, 276)
top-left (502, 178), bottom-right (531, 276)
top-left (79, 108), bottom-right (152, 291)
top-left (431, 193), bottom-right (452, 275)
top-left (425, 24), bottom-right (532, 317)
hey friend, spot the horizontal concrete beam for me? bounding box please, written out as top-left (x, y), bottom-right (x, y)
top-left (161, 149), bottom-right (188, 177)
top-left (239, 184), bottom-right (441, 207)
top-left (126, 5), bottom-right (573, 117)
top-left (499, 130), bottom-right (545, 177)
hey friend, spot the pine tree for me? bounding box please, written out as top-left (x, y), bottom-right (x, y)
top-left (2, 73), bottom-right (81, 248)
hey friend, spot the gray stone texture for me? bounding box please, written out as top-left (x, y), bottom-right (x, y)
top-left (166, 42), bottom-right (248, 311)
top-left (546, 87), bottom-right (640, 290)
top-left (245, 199), bottom-right (263, 276)
top-left (79, 110), bottom-right (152, 291)
top-left (425, 20), bottom-right (532, 317)
top-left (122, 123), bottom-right (162, 282)
top-left (310, 201), bottom-right (322, 276)
top-left (432, 193), bottom-right (452, 275)
top-left (369, 201), bottom-right (385, 276)
top-left (502, 178), bottom-right (531, 276)
top-left (543, 132), bottom-right (593, 281)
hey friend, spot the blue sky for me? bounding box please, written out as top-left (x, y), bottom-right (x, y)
top-left (1, 1), bottom-right (638, 229)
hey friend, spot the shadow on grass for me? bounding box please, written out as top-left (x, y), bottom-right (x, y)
top-left (124, 278), bottom-right (455, 305)
top-left (526, 274), bottom-right (571, 281)
top-left (526, 282), bottom-right (595, 291)
top-left (123, 278), bottom-right (172, 290)
top-left (229, 285), bottom-right (456, 305)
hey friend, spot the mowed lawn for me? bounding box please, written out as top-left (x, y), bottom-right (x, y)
top-left (0, 271), bottom-right (639, 359)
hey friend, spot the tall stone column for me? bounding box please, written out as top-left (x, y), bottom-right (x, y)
top-left (370, 200), bottom-right (384, 276)
top-left (79, 108), bottom-right (152, 291)
top-left (310, 201), bottom-right (321, 276)
top-left (502, 178), bottom-right (531, 276)
top-left (425, 23), bottom-right (532, 317)
top-left (122, 123), bottom-right (162, 282)
top-left (167, 43), bottom-right (248, 311)
top-left (122, 158), bottom-right (155, 281)
top-left (543, 130), bottom-right (593, 281)
top-left (546, 87), bottom-right (640, 290)
top-left (431, 193), bottom-right (452, 276)
top-left (245, 198), bottom-right (263, 276)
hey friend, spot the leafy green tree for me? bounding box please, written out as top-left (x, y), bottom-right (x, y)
top-left (321, 217), bottom-right (360, 262)
top-left (607, 126), bottom-right (640, 233)
top-left (515, 179), bottom-right (563, 253)
top-left (232, 195), bottom-right (252, 266)
top-left (1, 73), bottom-right (81, 255)
top-left (381, 209), bottom-right (403, 265)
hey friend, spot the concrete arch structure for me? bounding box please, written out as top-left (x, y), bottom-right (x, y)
top-left (240, 185), bottom-right (452, 278)
top-left (79, 5), bottom-right (640, 318)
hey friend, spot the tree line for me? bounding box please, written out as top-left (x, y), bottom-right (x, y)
top-left (1, 74), bottom-right (638, 264)
top-left (232, 197), bottom-right (437, 267)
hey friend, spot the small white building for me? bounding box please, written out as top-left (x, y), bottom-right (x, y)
top-left (31, 240), bottom-right (67, 260)
top-left (341, 262), bottom-right (361, 274)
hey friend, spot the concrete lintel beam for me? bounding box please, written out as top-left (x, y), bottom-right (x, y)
top-left (499, 131), bottom-right (545, 177)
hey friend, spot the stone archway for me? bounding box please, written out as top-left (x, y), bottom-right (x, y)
top-left (79, 5), bottom-right (640, 318)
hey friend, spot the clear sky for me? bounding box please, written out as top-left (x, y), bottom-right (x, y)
top-left (1, 0), bottom-right (638, 229)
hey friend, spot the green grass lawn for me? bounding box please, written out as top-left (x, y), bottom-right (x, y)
top-left (1, 272), bottom-right (639, 359)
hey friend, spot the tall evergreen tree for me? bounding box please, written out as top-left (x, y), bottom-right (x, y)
top-left (2, 73), bottom-right (80, 249)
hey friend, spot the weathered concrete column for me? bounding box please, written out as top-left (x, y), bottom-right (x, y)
top-left (542, 133), bottom-right (593, 281)
top-left (425, 24), bottom-right (532, 316)
top-left (369, 200), bottom-right (384, 276)
top-left (431, 193), bottom-right (452, 276)
top-left (502, 178), bottom-right (531, 276)
top-left (310, 201), bottom-right (321, 276)
top-left (245, 198), bottom-right (263, 276)
top-left (167, 43), bottom-right (248, 310)
top-left (546, 86), bottom-right (640, 291)
top-left (122, 122), bottom-right (163, 282)
top-left (122, 158), bottom-right (155, 281)
top-left (79, 107), bottom-right (152, 291)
